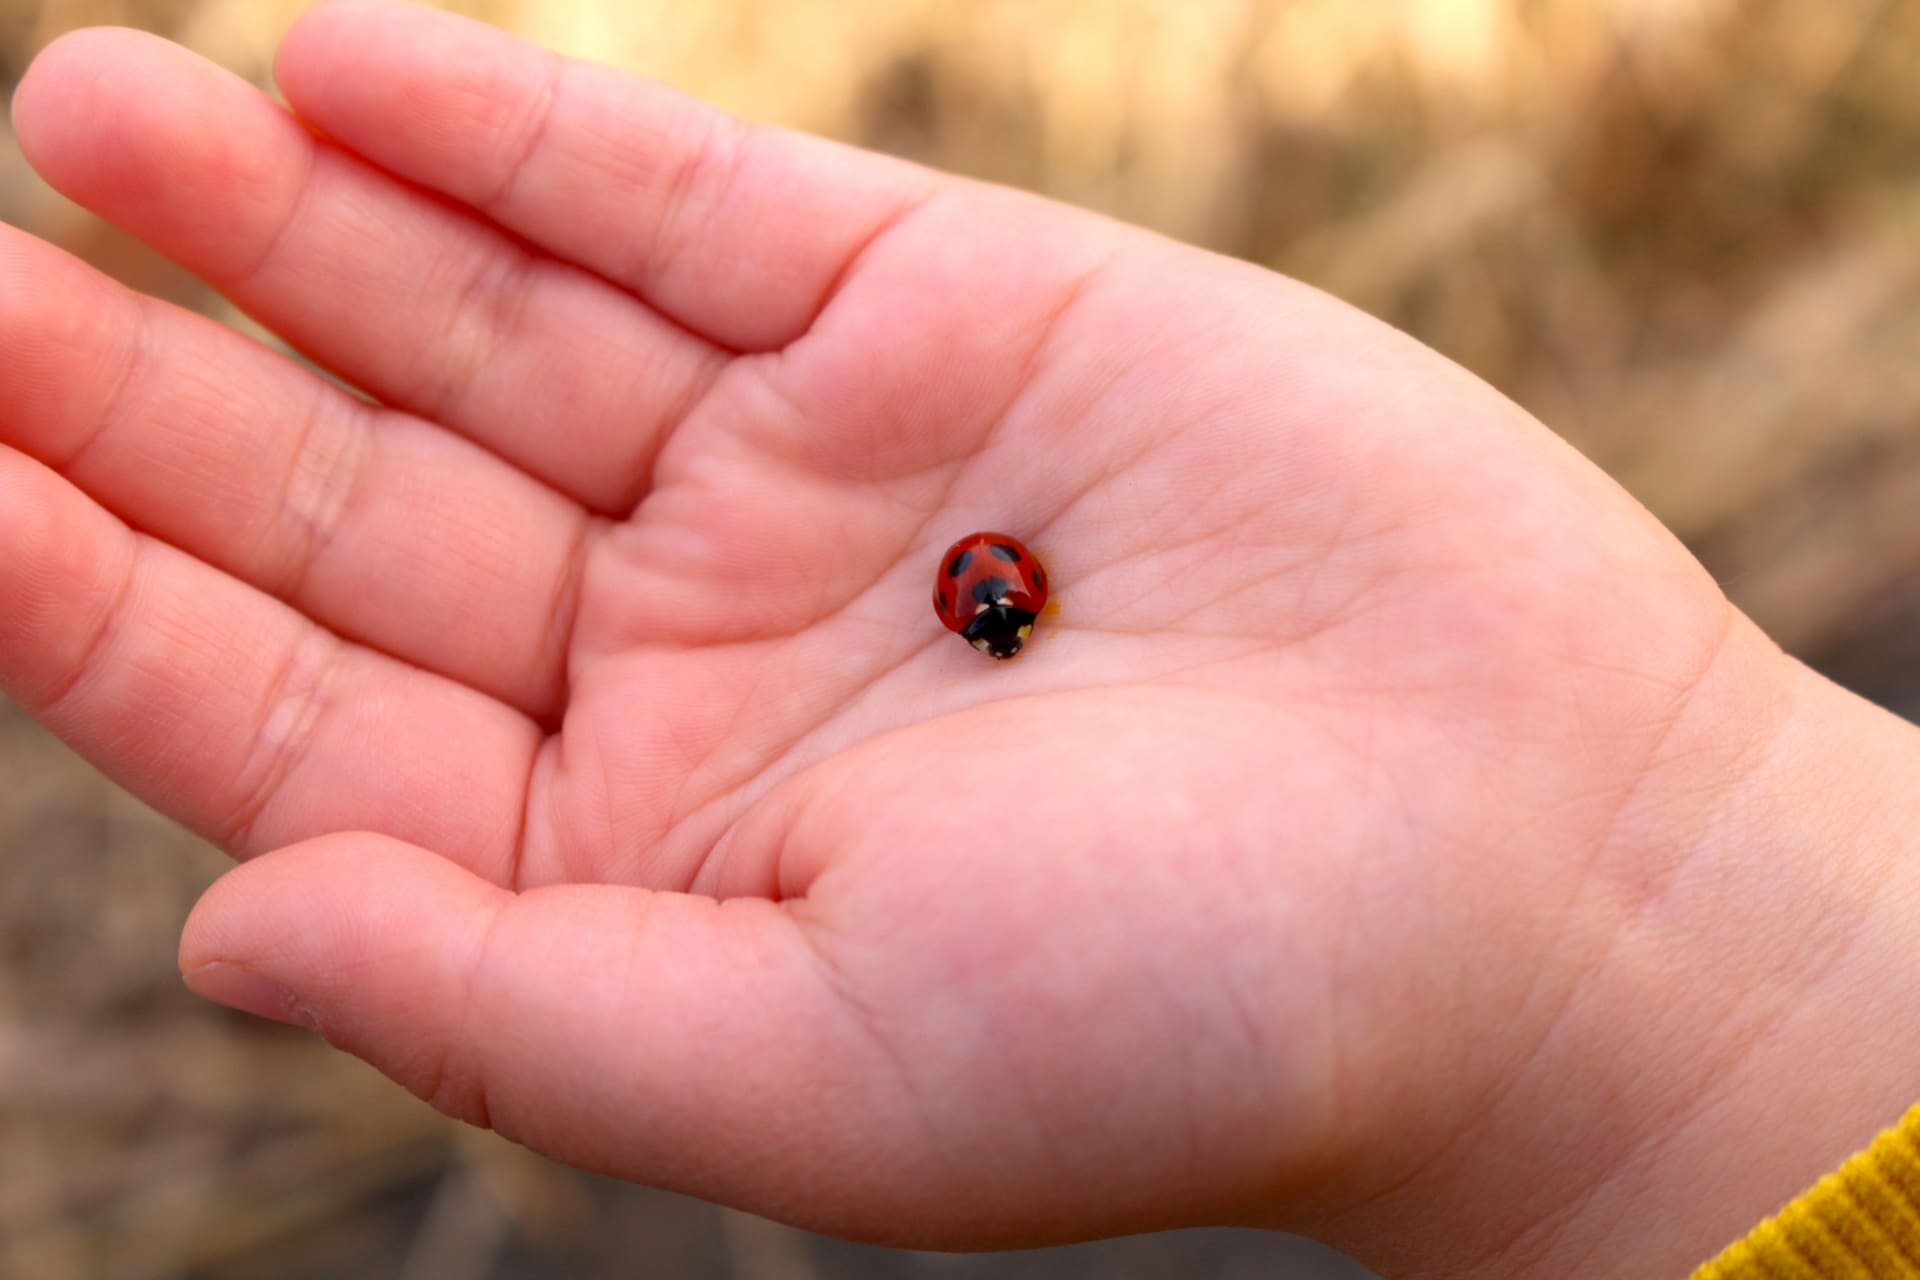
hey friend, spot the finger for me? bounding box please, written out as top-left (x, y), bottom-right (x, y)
top-left (276, 1), bottom-right (939, 353)
top-left (0, 224), bottom-right (589, 717)
top-left (0, 447), bottom-right (537, 878)
top-left (179, 834), bottom-right (918, 1235)
top-left (185, 834), bottom-right (1231, 1245)
top-left (12, 27), bottom-right (725, 513)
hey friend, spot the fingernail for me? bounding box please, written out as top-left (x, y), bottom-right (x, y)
top-left (183, 962), bottom-right (318, 1030)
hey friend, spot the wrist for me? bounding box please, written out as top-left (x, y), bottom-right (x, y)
top-left (1490, 614), bottom-right (1920, 1275)
top-left (1306, 610), bottom-right (1920, 1278)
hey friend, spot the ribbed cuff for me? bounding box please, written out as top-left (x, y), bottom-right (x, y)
top-left (1692, 1103), bottom-right (1920, 1279)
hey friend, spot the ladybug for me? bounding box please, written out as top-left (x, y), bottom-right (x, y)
top-left (932, 532), bottom-right (1048, 659)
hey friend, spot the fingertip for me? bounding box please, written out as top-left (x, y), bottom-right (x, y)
top-left (12, 27), bottom-right (119, 167)
top-left (181, 832), bottom-right (520, 1126)
top-left (182, 961), bottom-right (319, 1030)
top-left (273, 0), bottom-right (365, 101)
top-left (177, 831), bottom-right (342, 974)
top-left (278, 0), bottom-right (406, 52)
top-left (275, 0), bottom-right (542, 199)
top-left (278, 0), bottom-right (498, 94)
top-left (180, 832), bottom-right (512, 1100)
top-left (15, 27), bottom-right (194, 148)
top-left (273, 1), bottom-right (395, 140)
top-left (13, 26), bottom-right (302, 268)
top-left (179, 831), bottom-right (501, 975)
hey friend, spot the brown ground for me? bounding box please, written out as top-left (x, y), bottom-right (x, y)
top-left (5, 2), bottom-right (1918, 1276)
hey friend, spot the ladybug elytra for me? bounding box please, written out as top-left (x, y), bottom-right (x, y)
top-left (932, 532), bottom-right (1048, 659)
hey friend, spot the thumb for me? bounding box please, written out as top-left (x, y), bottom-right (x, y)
top-left (178, 833), bottom-right (905, 1233)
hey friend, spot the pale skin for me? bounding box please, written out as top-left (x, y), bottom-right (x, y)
top-left (5, 4), bottom-right (1919, 1276)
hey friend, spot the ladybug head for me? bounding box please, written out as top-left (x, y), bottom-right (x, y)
top-left (960, 604), bottom-right (1037, 660)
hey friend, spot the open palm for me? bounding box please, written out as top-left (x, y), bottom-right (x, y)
top-left (4, 2), bottom-right (1758, 1269)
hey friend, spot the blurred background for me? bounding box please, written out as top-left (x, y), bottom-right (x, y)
top-left (4, 0), bottom-right (1919, 1276)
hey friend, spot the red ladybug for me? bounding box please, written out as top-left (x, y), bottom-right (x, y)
top-left (932, 532), bottom-right (1048, 659)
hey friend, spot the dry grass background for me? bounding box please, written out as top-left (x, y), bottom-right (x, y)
top-left (3, 1), bottom-right (1918, 1276)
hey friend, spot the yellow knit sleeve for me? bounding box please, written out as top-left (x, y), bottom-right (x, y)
top-left (1692, 1103), bottom-right (1920, 1279)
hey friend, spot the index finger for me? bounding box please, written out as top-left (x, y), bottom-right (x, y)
top-left (275, 0), bottom-right (940, 353)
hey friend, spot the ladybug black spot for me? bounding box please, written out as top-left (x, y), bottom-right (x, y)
top-left (937, 590), bottom-right (948, 611)
top-left (1033, 566), bottom-right (1045, 588)
top-left (947, 548), bottom-right (973, 578)
top-left (971, 576), bottom-right (1010, 605)
top-left (989, 543), bottom-right (1022, 563)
